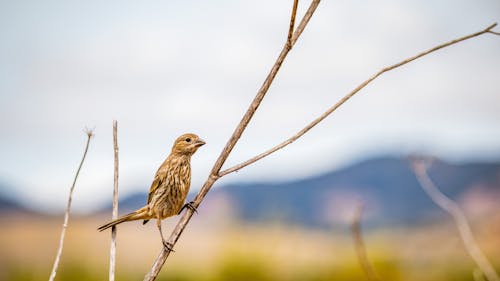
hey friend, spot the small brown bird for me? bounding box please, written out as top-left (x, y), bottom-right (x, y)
top-left (98, 133), bottom-right (205, 250)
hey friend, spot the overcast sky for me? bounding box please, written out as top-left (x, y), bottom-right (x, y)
top-left (1, 0), bottom-right (499, 213)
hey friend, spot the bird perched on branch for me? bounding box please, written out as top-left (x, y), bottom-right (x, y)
top-left (98, 133), bottom-right (205, 250)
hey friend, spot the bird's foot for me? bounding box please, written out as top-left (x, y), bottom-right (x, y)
top-left (178, 201), bottom-right (198, 214)
top-left (163, 240), bottom-right (175, 252)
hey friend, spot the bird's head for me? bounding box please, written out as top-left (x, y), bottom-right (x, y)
top-left (171, 133), bottom-right (206, 156)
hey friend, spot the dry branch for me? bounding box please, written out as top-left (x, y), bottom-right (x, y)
top-left (108, 120), bottom-right (119, 281)
top-left (143, 1), bottom-right (319, 280)
top-left (351, 203), bottom-right (382, 281)
top-left (142, 10), bottom-right (500, 281)
top-left (411, 159), bottom-right (500, 281)
top-left (48, 129), bottom-right (93, 281)
top-left (219, 22), bottom-right (498, 177)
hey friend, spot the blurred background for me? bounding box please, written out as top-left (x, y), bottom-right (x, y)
top-left (1, 0), bottom-right (499, 280)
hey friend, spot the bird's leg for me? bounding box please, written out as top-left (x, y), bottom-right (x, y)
top-left (178, 201), bottom-right (198, 214)
top-left (157, 218), bottom-right (174, 252)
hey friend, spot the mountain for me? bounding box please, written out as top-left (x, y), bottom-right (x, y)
top-left (217, 157), bottom-right (500, 227)
top-left (102, 156), bottom-right (500, 227)
top-left (0, 196), bottom-right (24, 212)
top-left (0, 183), bottom-right (30, 213)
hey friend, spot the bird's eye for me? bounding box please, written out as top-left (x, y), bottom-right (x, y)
top-left (185, 138), bottom-right (191, 143)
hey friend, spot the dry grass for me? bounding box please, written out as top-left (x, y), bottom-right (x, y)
top-left (1, 212), bottom-right (499, 281)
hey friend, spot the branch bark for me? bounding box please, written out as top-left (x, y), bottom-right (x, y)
top-left (108, 120), bottom-right (119, 281)
top-left (143, 1), bottom-right (319, 280)
top-left (48, 129), bottom-right (93, 281)
top-left (287, 0), bottom-right (299, 46)
top-left (411, 159), bottom-right (500, 281)
top-left (219, 22), bottom-right (498, 177)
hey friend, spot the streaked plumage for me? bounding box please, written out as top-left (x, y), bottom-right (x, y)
top-left (98, 133), bottom-right (205, 249)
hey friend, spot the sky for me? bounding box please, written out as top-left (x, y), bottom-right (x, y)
top-left (0, 0), bottom-right (499, 214)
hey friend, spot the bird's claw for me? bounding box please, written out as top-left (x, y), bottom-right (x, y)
top-left (163, 240), bottom-right (175, 252)
top-left (178, 201), bottom-right (198, 214)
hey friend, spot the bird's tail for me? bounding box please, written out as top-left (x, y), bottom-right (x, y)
top-left (98, 206), bottom-right (149, 231)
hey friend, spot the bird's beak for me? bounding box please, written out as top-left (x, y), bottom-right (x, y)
top-left (194, 139), bottom-right (206, 147)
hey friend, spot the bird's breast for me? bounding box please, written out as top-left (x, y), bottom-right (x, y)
top-left (155, 157), bottom-right (191, 217)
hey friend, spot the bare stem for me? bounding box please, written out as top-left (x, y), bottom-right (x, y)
top-left (287, 0), bottom-right (299, 46)
top-left (219, 22), bottom-right (498, 177)
top-left (411, 159), bottom-right (500, 281)
top-left (48, 129), bottom-right (93, 281)
top-left (108, 120), bottom-right (119, 281)
top-left (351, 203), bottom-right (382, 281)
top-left (143, 1), bottom-right (321, 280)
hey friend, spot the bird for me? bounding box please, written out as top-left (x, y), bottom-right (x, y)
top-left (98, 133), bottom-right (205, 250)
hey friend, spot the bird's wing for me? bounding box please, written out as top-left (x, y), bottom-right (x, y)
top-left (147, 171), bottom-right (164, 204)
top-left (147, 157), bottom-right (173, 205)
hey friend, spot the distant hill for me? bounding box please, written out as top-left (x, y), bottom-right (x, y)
top-left (216, 157), bottom-right (500, 227)
top-left (0, 183), bottom-right (30, 213)
top-left (0, 196), bottom-right (24, 212)
top-left (102, 156), bottom-right (500, 227)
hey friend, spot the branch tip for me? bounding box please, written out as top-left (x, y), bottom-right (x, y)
top-left (48, 130), bottom-right (93, 281)
top-left (486, 22), bottom-right (497, 31)
top-left (84, 126), bottom-right (95, 138)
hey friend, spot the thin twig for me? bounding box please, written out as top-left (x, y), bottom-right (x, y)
top-left (287, 0), bottom-right (299, 46)
top-left (411, 159), bottom-right (500, 281)
top-left (143, 1), bottom-right (319, 280)
top-left (219, 22), bottom-right (498, 177)
top-left (48, 129), bottom-right (93, 281)
top-left (351, 203), bottom-right (382, 281)
top-left (109, 120), bottom-right (119, 281)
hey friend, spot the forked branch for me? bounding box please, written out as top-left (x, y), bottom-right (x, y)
top-left (143, 1), bottom-right (318, 280)
top-left (411, 158), bottom-right (500, 281)
top-left (144, 3), bottom-right (499, 278)
top-left (48, 129), bottom-right (93, 281)
top-left (219, 22), bottom-right (498, 177)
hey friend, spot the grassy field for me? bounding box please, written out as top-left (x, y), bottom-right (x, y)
top-left (1, 213), bottom-right (499, 281)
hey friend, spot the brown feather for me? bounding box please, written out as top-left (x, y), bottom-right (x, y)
top-left (98, 206), bottom-right (149, 231)
top-left (97, 133), bottom-right (205, 247)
